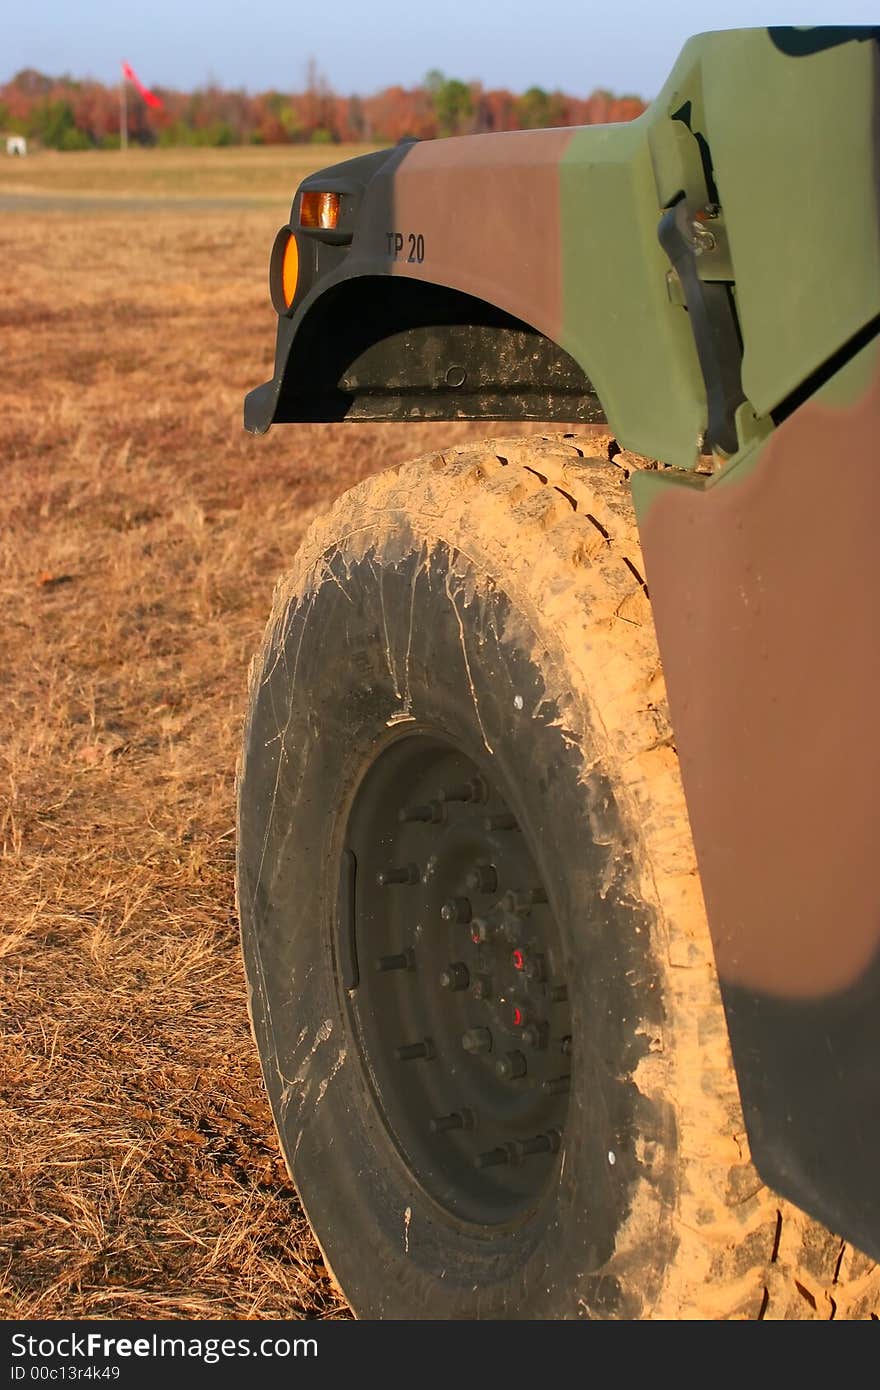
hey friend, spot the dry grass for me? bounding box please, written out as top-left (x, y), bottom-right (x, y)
top-left (0, 160), bottom-right (556, 1319)
top-left (0, 144), bottom-right (380, 202)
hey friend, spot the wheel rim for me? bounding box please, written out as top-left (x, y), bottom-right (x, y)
top-left (342, 732), bottom-right (572, 1226)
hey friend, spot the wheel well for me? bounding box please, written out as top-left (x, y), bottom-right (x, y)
top-left (273, 276), bottom-right (605, 425)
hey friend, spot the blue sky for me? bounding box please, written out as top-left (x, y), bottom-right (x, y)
top-left (4, 3), bottom-right (878, 97)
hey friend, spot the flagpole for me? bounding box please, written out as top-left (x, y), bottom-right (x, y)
top-left (120, 70), bottom-right (128, 150)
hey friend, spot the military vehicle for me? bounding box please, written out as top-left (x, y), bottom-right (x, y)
top-left (237, 27), bottom-right (879, 1318)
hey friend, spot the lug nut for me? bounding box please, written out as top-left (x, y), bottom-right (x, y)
top-left (376, 863), bottom-right (420, 886)
top-left (439, 961), bottom-right (470, 991)
top-left (376, 950), bottom-right (415, 973)
top-left (462, 1027), bottom-right (492, 1055)
top-left (511, 1129), bottom-right (561, 1160)
top-left (496, 1050), bottom-right (527, 1080)
top-left (471, 974), bottom-right (492, 1001)
top-left (484, 813), bottom-right (519, 831)
top-left (399, 801), bottom-right (445, 824)
top-left (466, 863), bottom-right (498, 894)
top-left (470, 917), bottom-right (494, 944)
top-left (429, 1109), bottom-right (475, 1134)
top-left (522, 1022), bottom-right (549, 1050)
top-left (497, 914), bottom-right (521, 944)
top-left (436, 777), bottom-right (486, 804)
top-left (524, 953), bottom-right (547, 982)
top-left (510, 1003), bottom-right (535, 1028)
top-left (475, 1146), bottom-right (510, 1169)
top-left (441, 897), bottom-right (472, 924)
top-left (503, 890), bottom-right (531, 916)
top-left (395, 1039), bottom-right (436, 1062)
top-left (544, 1074), bottom-right (571, 1095)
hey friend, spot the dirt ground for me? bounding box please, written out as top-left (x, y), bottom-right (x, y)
top-left (0, 151), bottom-right (566, 1319)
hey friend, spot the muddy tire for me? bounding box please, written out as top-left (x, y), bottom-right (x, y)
top-left (236, 435), bottom-right (879, 1319)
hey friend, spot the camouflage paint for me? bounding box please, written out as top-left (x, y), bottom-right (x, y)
top-left (634, 335), bottom-right (880, 1256)
top-left (560, 28), bottom-right (880, 461)
top-left (636, 338), bottom-right (880, 997)
top-left (557, 117), bottom-right (706, 466)
top-left (694, 30), bottom-right (880, 416)
top-left (389, 128), bottom-right (574, 343)
top-left (247, 28), bottom-right (879, 469)
top-left (614, 26), bottom-right (880, 1258)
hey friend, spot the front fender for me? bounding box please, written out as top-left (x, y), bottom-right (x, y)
top-left (246, 28), bottom-right (880, 470)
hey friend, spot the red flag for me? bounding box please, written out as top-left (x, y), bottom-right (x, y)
top-left (121, 61), bottom-right (163, 110)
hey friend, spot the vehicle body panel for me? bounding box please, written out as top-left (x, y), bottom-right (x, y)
top-left (633, 336), bottom-right (880, 1259)
top-left (389, 127), bottom-right (572, 340)
top-left (246, 28), bottom-right (879, 465)
top-left (698, 28), bottom-right (880, 415)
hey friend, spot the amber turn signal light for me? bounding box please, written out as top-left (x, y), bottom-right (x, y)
top-left (269, 227), bottom-right (299, 314)
top-left (300, 190), bottom-right (340, 230)
top-left (281, 234), bottom-right (298, 306)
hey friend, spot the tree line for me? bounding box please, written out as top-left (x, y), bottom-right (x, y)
top-left (0, 64), bottom-right (645, 150)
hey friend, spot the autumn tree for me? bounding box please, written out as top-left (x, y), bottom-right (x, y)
top-left (425, 70), bottom-right (474, 136)
top-left (516, 86), bottom-right (565, 130)
top-left (0, 66), bottom-right (645, 149)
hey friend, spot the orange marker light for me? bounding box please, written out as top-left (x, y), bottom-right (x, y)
top-left (300, 190), bottom-right (340, 230)
top-left (281, 233), bottom-right (299, 307)
top-left (269, 227), bottom-right (300, 314)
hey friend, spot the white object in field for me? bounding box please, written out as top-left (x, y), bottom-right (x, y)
top-left (5, 136), bottom-right (27, 156)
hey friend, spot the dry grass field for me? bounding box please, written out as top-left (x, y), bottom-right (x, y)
top-left (0, 147), bottom-right (563, 1319)
top-left (0, 143), bottom-right (380, 202)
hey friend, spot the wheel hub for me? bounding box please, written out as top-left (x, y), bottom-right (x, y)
top-left (342, 733), bottom-right (572, 1225)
